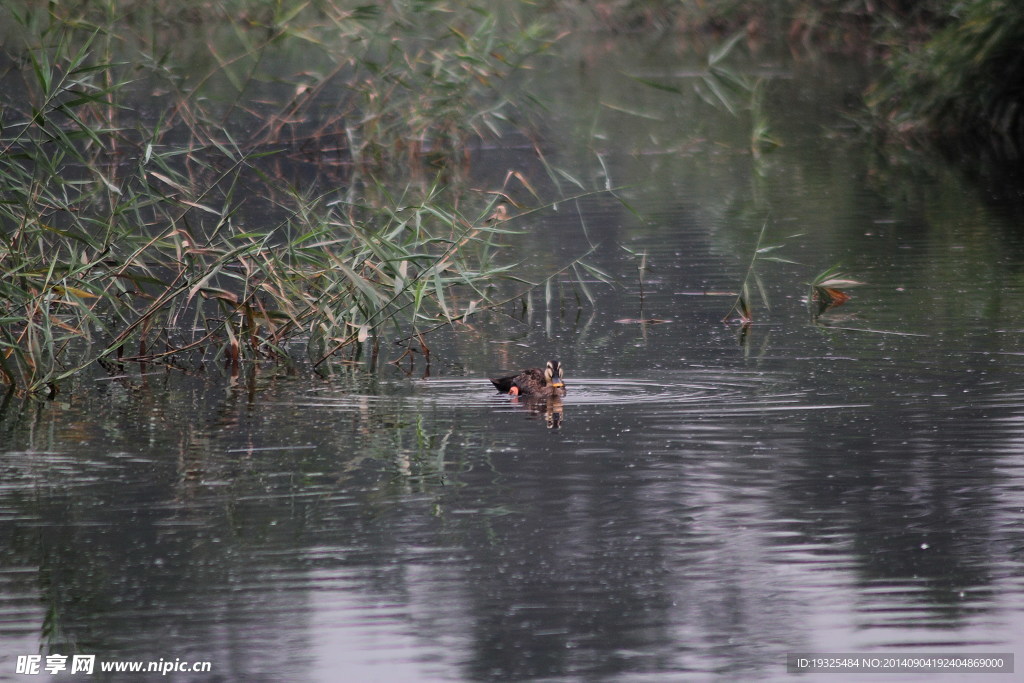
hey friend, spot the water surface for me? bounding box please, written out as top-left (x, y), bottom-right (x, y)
top-left (3, 33), bottom-right (1024, 682)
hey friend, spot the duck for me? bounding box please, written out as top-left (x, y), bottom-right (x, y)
top-left (490, 360), bottom-right (566, 397)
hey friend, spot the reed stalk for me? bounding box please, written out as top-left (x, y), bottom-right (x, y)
top-left (0, 0), bottom-right (597, 393)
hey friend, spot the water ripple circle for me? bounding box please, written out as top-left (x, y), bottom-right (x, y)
top-left (288, 376), bottom-right (833, 414)
top-left (409, 378), bottom-right (748, 407)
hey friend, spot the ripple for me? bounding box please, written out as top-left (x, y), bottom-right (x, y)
top-left (412, 377), bottom-right (743, 407)
top-left (286, 376), bottom-right (865, 416)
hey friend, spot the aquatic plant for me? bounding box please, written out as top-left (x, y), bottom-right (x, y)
top-left (0, 0), bottom-right (596, 393)
top-left (806, 266), bottom-right (862, 318)
top-left (721, 220), bottom-right (794, 324)
top-left (630, 30), bottom-right (780, 158)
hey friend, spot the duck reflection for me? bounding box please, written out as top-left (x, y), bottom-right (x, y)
top-left (510, 394), bottom-right (564, 429)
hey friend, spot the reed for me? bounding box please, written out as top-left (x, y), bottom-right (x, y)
top-left (807, 266), bottom-right (862, 319)
top-left (0, 0), bottom-right (588, 393)
top-left (721, 220), bottom-right (795, 325)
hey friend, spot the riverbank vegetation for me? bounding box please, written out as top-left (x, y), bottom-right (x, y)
top-left (0, 0), bottom-right (591, 393)
top-left (867, 0), bottom-right (1024, 155)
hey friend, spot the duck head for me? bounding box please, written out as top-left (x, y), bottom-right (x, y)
top-left (545, 360), bottom-right (564, 388)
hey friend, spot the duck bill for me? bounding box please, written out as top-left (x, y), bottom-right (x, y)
top-left (550, 382), bottom-right (564, 388)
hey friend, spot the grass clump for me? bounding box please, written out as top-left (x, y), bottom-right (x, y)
top-left (0, 0), bottom-right (578, 393)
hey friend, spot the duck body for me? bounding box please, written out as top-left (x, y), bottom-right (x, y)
top-left (490, 360), bottom-right (566, 397)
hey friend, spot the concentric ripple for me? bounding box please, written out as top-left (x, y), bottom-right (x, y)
top-left (410, 377), bottom-right (744, 407)
top-left (286, 375), bottom-right (865, 415)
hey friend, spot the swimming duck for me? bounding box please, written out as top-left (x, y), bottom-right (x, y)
top-left (490, 360), bottom-right (566, 397)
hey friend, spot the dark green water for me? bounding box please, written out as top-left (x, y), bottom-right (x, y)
top-left (3, 36), bottom-right (1024, 682)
